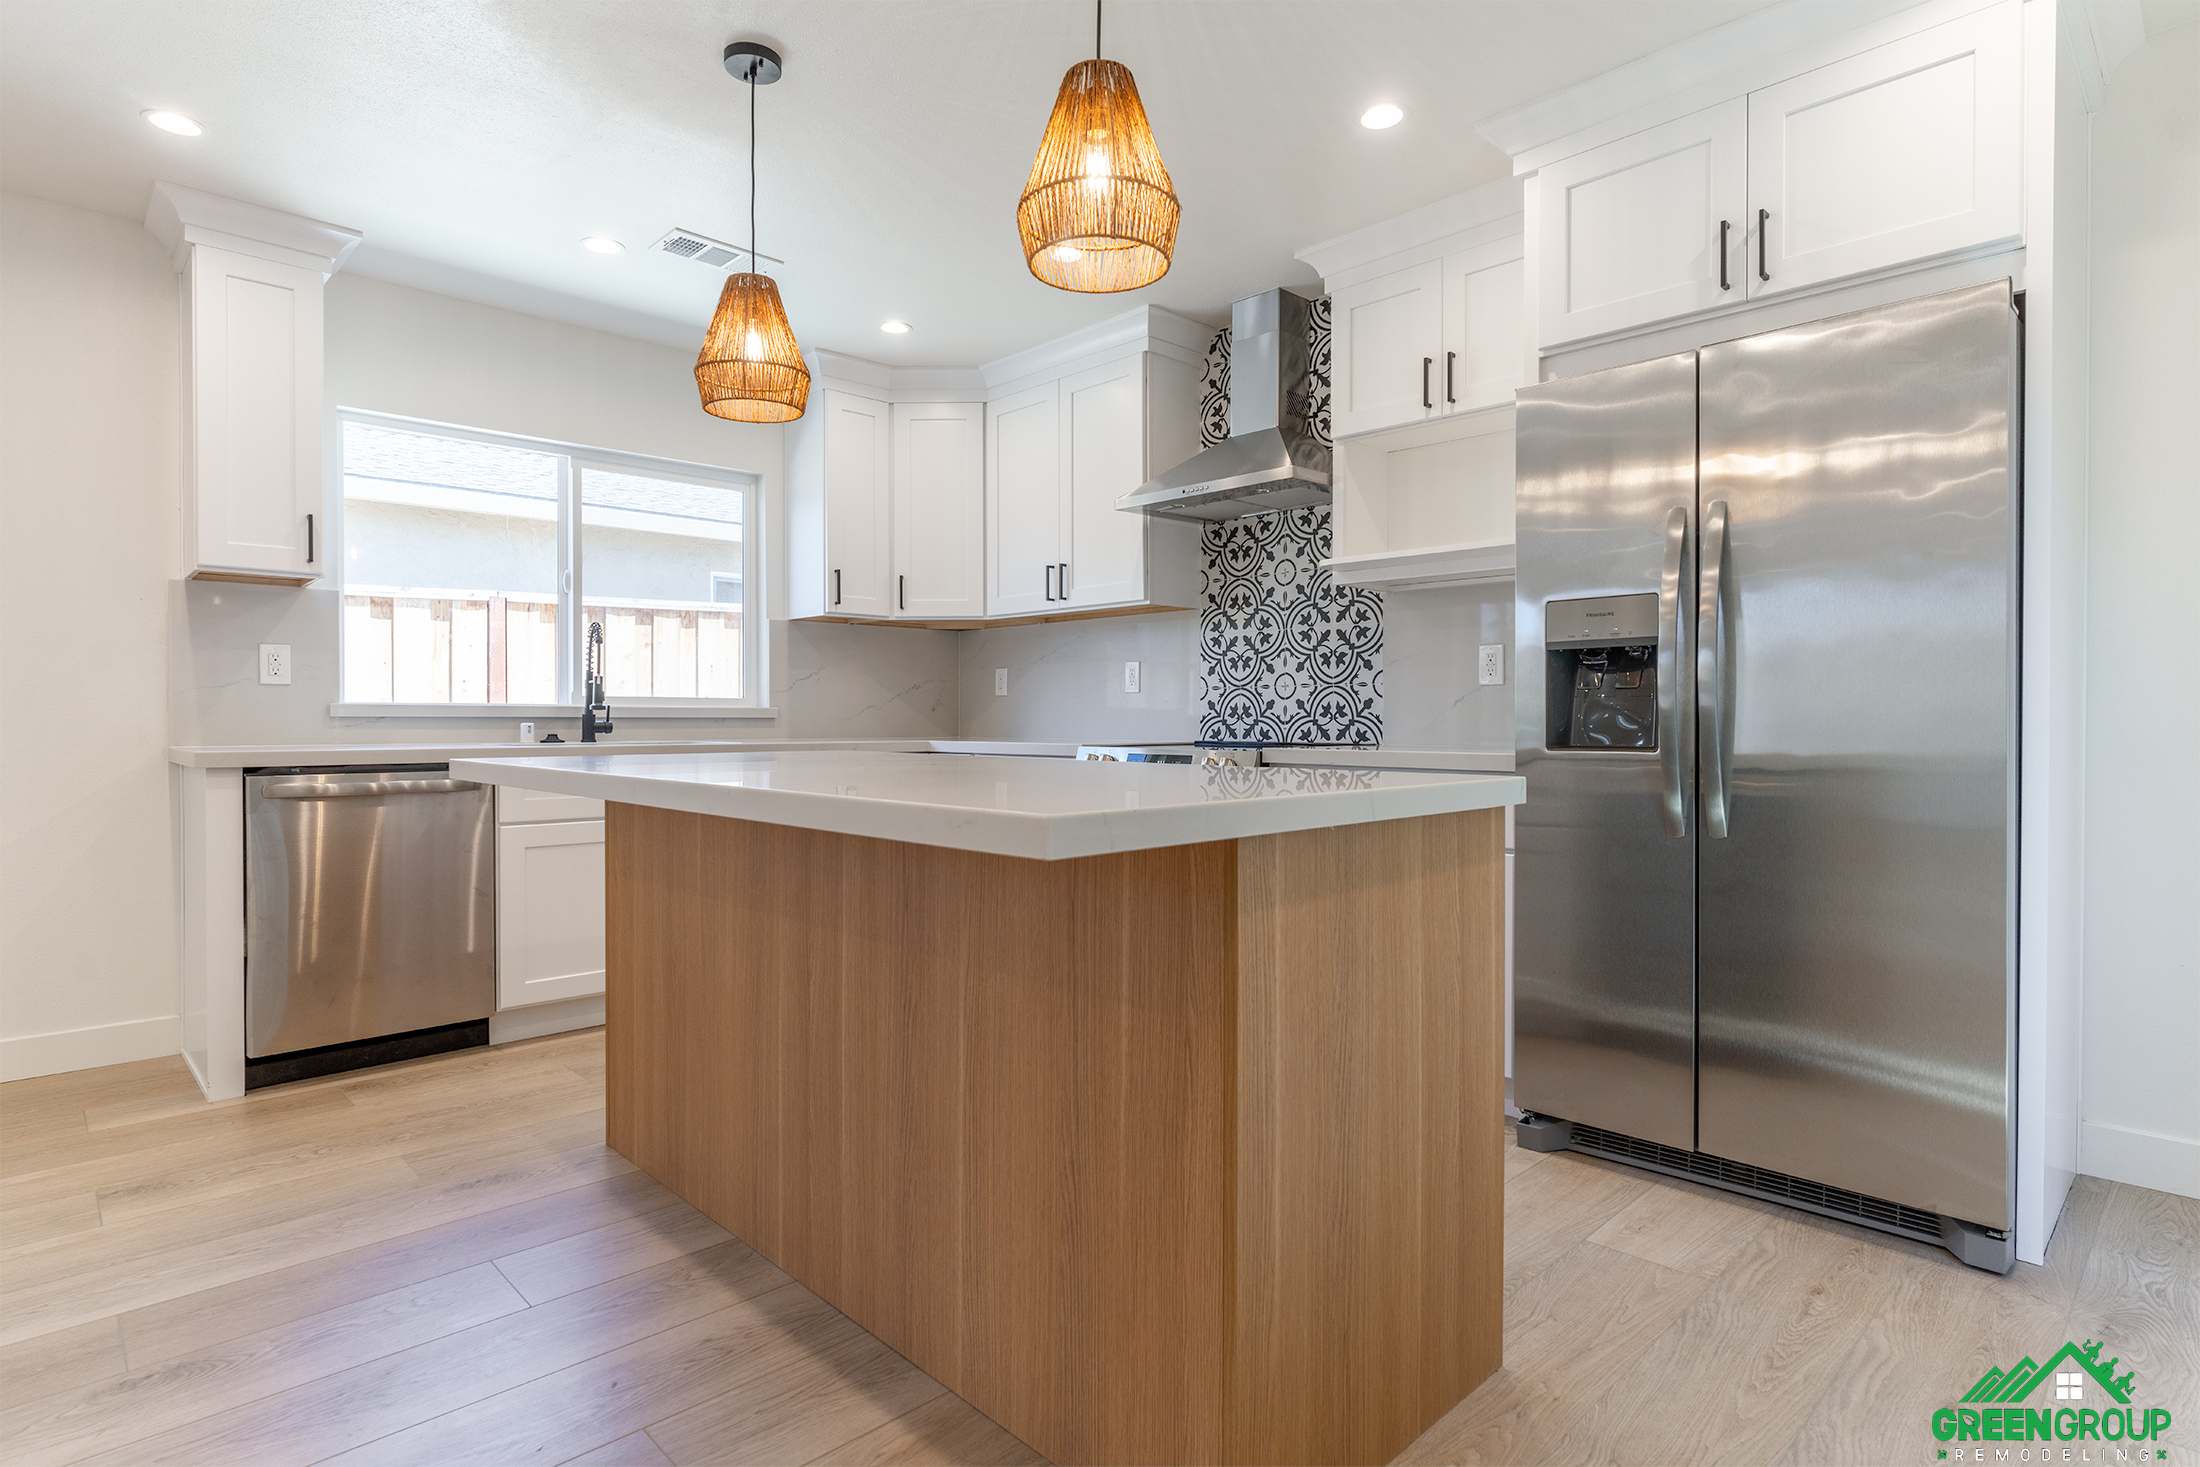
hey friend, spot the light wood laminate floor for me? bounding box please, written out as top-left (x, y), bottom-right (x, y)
top-left (3, 1032), bottom-right (2192, 1466)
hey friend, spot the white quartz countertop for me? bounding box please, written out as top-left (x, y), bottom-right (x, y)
top-left (167, 738), bottom-right (1080, 769)
top-left (1258, 747), bottom-right (1514, 773)
top-left (449, 750), bottom-right (1524, 862)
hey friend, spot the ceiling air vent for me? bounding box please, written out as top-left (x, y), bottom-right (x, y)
top-left (652, 229), bottom-right (783, 273)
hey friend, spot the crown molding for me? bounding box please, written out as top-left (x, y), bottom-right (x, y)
top-left (143, 181), bottom-right (362, 277)
top-left (1295, 176), bottom-right (1523, 283)
top-left (805, 350), bottom-right (988, 403)
top-left (979, 305), bottom-right (1212, 392)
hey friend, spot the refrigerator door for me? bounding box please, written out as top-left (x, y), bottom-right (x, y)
top-left (1695, 281), bottom-right (2017, 1228)
top-left (1514, 352), bottom-right (1699, 1150)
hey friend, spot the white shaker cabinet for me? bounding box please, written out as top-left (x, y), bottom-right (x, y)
top-left (1535, 100), bottom-right (1748, 349)
top-left (986, 382), bottom-right (1063, 616)
top-left (1746, 4), bottom-right (2021, 300)
top-left (1438, 238), bottom-right (1528, 415)
top-left (495, 794), bottom-right (606, 1011)
top-left (1059, 357), bottom-right (1148, 609)
top-left (890, 401), bottom-right (985, 620)
top-left (787, 390), bottom-right (892, 619)
top-left (1328, 260), bottom-right (1444, 437)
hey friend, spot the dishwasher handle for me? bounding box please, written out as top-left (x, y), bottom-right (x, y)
top-left (260, 777), bottom-right (482, 800)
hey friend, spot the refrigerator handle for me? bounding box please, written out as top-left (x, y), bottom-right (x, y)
top-left (1657, 505), bottom-right (1693, 837)
top-left (1698, 499), bottom-right (1734, 838)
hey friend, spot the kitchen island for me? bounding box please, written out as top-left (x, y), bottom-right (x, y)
top-left (450, 750), bottom-right (1523, 1467)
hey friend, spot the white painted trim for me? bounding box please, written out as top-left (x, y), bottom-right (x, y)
top-left (0, 1016), bottom-right (181, 1083)
top-left (978, 305), bottom-right (1213, 393)
top-left (1295, 177), bottom-right (1524, 280)
top-left (491, 995), bottom-right (606, 1045)
top-left (328, 702), bottom-right (781, 719)
top-left (805, 352), bottom-right (987, 404)
top-left (1313, 215), bottom-right (1525, 298)
top-left (1489, 0), bottom-right (2000, 176)
top-left (143, 181), bottom-right (362, 276)
top-left (2080, 1123), bottom-right (2200, 1201)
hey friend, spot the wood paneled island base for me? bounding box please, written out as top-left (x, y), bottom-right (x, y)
top-left (605, 803), bottom-right (1504, 1467)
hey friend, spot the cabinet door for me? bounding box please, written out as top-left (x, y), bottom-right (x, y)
top-left (186, 244), bottom-right (326, 581)
top-left (1439, 237), bottom-right (1526, 414)
top-left (1330, 260), bottom-right (1443, 437)
top-left (822, 391), bottom-right (892, 618)
top-left (1535, 99), bottom-right (1747, 347)
top-left (496, 785), bottom-right (605, 825)
top-left (495, 819), bottom-right (605, 1009)
top-left (1060, 356), bottom-right (1148, 609)
top-left (986, 382), bottom-right (1062, 616)
top-left (891, 402), bottom-right (985, 620)
top-left (1747, 3), bottom-right (2020, 299)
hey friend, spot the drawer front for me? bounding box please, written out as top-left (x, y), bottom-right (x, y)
top-left (498, 785), bottom-right (606, 825)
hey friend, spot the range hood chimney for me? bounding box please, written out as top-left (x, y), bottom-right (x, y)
top-left (1118, 287), bottom-right (1331, 521)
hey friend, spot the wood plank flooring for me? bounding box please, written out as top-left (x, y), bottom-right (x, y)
top-left (4, 1031), bottom-right (2193, 1466)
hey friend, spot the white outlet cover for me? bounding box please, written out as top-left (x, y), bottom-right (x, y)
top-left (1479, 644), bottom-right (1504, 686)
top-left (994, 668), bottom-right (1008, 696)
top-left (259, 643), bottom-right (292, 686)
top-left (1123, 660), bottom-right (1141, 694)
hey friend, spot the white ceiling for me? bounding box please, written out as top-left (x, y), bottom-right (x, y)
top-left (2, 0), bottom-right (1802, 368)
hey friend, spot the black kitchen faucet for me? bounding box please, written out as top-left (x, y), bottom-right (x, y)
top-left (581, 621), bottom-right (614, 743)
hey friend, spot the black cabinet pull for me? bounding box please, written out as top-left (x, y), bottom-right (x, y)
top-left (1719, 220), bottom-right (1731, 290)
top-left (1421, 356), bottom-right (1432, 410)
top-left (898, 574), bottom-right (905, 611)
top-left (305, 513), bottom-right (315, 564)
top-left (1758, 209), bottom-right (1770, 283)
top-left (1445, 351), bottom-right (1456, 404)
top-left (833, 569), bottom-right (841, 606)
top-left (1045, 564), bottom-right (1056, 602)
top-left (1058, 562), bottom-right (1069, 599)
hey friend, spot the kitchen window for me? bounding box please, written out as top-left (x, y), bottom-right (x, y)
top-left (336, 410), bottom-right (764, 714)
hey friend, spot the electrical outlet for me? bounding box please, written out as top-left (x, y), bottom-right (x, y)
top-left (1478, 644), bottom-right (1504, 686)
top-left (1122, 660), bottom-right (1141, 694)
top-left (994, 667), bottom-right (1008, 697)
top-left (259, 644), bottom-right (291, 686)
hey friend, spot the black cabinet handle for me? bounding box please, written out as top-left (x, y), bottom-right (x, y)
top-left (1758, 209), bottom-right (1770, 283)
top-left (305, 513), bottom-right (315, 564)
top-left (1058, 562), bottom-right (1069, 599)
top-left (833, 569), bottom-right (841, 606)
top-left (1421, 357), bottom-right (1432, 410)
top-left (1445, 351), bottom-right (1456, 403)
top-left (1045, 564), bottom-right (1056, 602)
top-left (1719, 220), bottom-right (1731, 291)
top-left (898, 574), bottom-right (906, 611)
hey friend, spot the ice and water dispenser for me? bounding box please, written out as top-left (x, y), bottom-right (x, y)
top-left (1543, 593), bottom-right (1661, 751)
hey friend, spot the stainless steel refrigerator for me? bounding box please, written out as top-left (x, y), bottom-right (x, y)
top-left (1512, 280), bottom-right (2019, 1273)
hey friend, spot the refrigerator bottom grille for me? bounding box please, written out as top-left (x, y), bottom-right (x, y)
top-left (1567, 1123), bottom-right (1946, 1244)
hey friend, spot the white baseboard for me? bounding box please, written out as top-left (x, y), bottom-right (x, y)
top-left (489, 995), bottom-right (605, 1046)
top-left (1, 1015), bottom-right (180, 1082)
top-left (2080, 1120), bottom-right (2200, 1200)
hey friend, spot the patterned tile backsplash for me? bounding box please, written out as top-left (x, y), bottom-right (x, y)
top-left (1193, 298), bottom-right (1383, 745)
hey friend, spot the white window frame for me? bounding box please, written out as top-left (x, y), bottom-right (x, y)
top-left (331, 407), bottom-right (771, 717)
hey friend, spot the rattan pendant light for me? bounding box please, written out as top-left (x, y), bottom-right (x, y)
top-left (1016, 0), bottom-right (1179, 294)
top-left (696, 42), bottom-right (809, 423)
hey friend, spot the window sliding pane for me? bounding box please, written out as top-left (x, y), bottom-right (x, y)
top-left (580, 467), bottom-right (744, 700)
top-left (341, 420), bottom-right (561, 704)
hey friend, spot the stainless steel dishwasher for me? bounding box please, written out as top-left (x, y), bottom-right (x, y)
top-left (244, 764), bottom-right (495, 1088)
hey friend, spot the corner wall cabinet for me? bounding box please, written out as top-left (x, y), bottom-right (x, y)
top-left (786, 390), bottom-right (894, 620)
top-left (142, 183), bottom-right (360, 586)
top-left (890, 401), bottom-right (985, 620)
top-left (1531, 1), bottom-right (2022, 349)
top-left (495, 787), bottom-right (606, 1011)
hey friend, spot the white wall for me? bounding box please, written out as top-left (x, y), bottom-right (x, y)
top-left (0, 192), bottom-right (184, 1079)
top-left (2080, 20), bottom-right (2200, 1199)
top-left (956, 612), bottom-right (1200, 744)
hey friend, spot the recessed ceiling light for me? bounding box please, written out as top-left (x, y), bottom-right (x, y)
top-left (880, 320), bottom-right (911, 335)
top-left (581, 236), bottom-right (624, 255)
top-left (143, 110), bottom-right (202, 136)
top-left (1360, 104), bottom-right (1404, 130)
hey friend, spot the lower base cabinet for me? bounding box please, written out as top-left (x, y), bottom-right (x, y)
top-left (496, 817), bottom-right (606, 1009)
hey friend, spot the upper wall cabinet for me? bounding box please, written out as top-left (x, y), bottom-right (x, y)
top-left (890, 401), bottom-right (985, 620)
top-left (1536, 101), bottom-right (1747, 348)
top-left (787, 389), bottom-right (893, 620)
top-left (1326, 232), bottom-right (1528, 440)
top-left (1746, 5), bottom-right (2021, 299)
top-left (143, 183), bottom-right (361, 586)
top-left (1526, 1), bottom-right (2023, 350)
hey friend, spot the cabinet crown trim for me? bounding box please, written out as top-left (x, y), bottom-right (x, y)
top-left (144, 181), bottom-right (362, 277)
top-left (1478, 0), bottom-right (1993, 172)
top-left (979, 305), bottom-right (1211, 393)
top-left (806, 350), bottom-right (987, 402)
top-left (1296, 177), bottom-right (1523, 281)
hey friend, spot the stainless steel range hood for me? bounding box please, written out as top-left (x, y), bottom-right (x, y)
top-left (1118, 287), bottom-right (1331, 522)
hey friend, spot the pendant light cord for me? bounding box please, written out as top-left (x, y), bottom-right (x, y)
top-left (748, 67), bottom-right (758, 271)
top-left (1095, 0), bottom-right (1102, 58)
